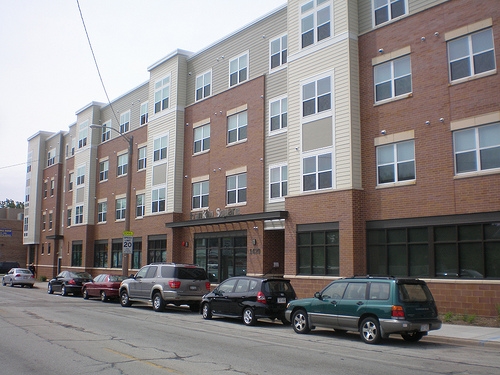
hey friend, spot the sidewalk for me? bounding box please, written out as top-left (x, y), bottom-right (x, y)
top-left (424, 324), bottom-right (500, 348)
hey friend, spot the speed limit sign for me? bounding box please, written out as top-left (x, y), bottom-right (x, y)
top-left (123, 236), bottom-right (133, 254)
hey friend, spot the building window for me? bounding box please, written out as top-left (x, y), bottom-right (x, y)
top-left (196, 71), bottom-right (211, 101)
top-left (227, 111), bottom-right (247, 144)
top-left (448, 28), bottom-right (496, 82)
top-left (76, 165), bottom-right (85, 185)
top-left (454, 123), bottom-right (500, 174)
top-left (48, 213), bottom-right (53, 230)
top-left (152, 188), bottom-right (166, 213)
top-left (270, 97), bottom-right (288, 132)
top-left (132, 239), bottom-right (142, 269)
top-left (115, 198), bottom-right (126, 220)
top-left (42, 213), bottom-right (46, 230)
top-left (50, 180), bottom-right (55, 196)
top-left (192, 181), bottom-right (209, 210)
top-left (117, 154), bottom-right (128, 176)
top-left (94, 241), bottom-right (108, 268)
top-left (194, 124), bottom-right (210, 153)
top-left (24, 217), bottom-right (28, 234)
top-left (302, 76), bottom-right (331, 117)
top-left (99, 160), bottom-right (109, 181)
top-left (68, 172), bottom-right (74, 191)
top-left (297, 229), bottom-right (339, 275)
top-left (78, 121), bottom-right (88, 149)
top-left (148, 236), bottom-right (166, 263)
top-left (98, 202), bottom-right (107, 223)
top-left (43, 181), bottom-right (47, 198)
top-left (377, 140), bottom-right (415, 184)
top-left (75, 205), bottom-right (83, 224)
top-left (140, 102), bottom-right (148, 125)
top-left (72, 241), bottom-right (83, 267)
top-left (154, 76), bottom-right (170, 113)
top-left (303, 152), bottom-right (332, 191)
top-left (67, 208), bottom-right (72, 227)
top-left (137, 146), bottom-right (147, 170)
top-left (229, 53), bottom-right (248, 86)
top-left (270, 34), bottom-right (287, 70)
top-left (270, 165), bottom-right (288, 200)
top-left (373, 0), bottom-right (406, 26)
top-left (102, 121), bottom-right (111, 142)
top-left (111, 240), bottom-right (123, 268)
top-left (47, 149), bottom-right (55, 166)
top-left (374, 55), bottom-right (411, 102)
top-left (136, 193), bottom-right (145, 217)
top-left (120, 111), bottom-right (130, 133)
top-left (301, 0), bottom-right (331, 49)
top-left (227, 173), bottom-right (247, 205)
top-left (153, 136), bottom-right (167, 162)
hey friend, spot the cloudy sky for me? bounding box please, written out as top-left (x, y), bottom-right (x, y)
top-left (0, 0), bottom-right (286, 203)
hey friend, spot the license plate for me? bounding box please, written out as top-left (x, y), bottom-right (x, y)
top-left (277, 297), bottom-right (286, 304)
top-left (420, 324), bottom-right (429, 332)
top-left (189, 285), bottom-right (198, 291)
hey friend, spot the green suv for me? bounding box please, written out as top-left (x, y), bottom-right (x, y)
top-left (285, 276), bottom-right (442, 344)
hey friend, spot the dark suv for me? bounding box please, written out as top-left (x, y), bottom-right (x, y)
top-left (201, 276), bottom-right (297, 326)
top-left (285, 276), bottom-right (442, 344)
top-left (119, 263), bottom-right (210, 312)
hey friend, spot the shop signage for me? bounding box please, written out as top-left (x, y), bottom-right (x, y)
top-left (190, 207), bottom-right (240, 221)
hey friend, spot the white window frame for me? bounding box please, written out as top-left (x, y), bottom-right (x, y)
top-left (153, 135), bottom-right (168, 162)
top-left (154, 76), bottom-right (170, 113)
top-left (269, 96), bottom-right (288, 133)
top-left (140, 102), bottom-right (148, 125)
top-left (102, 120), bottom-right (111, 142)
top-left (196, 70), bottom-right (212, 101)
top-left (120, 111), bottom-right (130, 134)
top-left (374, 55), bottom-right (412, 103)
top-left (152, 187), bottom-right (166, 213)
top-left (192, 181), bottom-right (209, 210)
top-left (78, 120), bottom-right (88, 149)
top-left (227, 111), bottom-right (248, 145)
top-left (137, 146), bottom-right (147, 170)
top-left (229, 52), bottom-right (248, 87)
top-left (300, 0), bottom-right (332, 49)
top-left (301, 74), bottom-right (332, 119)
top-left (226, 173), bottom-right (247, 205)
top-left (68, 172), bottom-right (74, 191)
top-left (115, 198), bottom-right (126, 220)
top-left (99, 160), bottom-right (109, 182)
top-left (269, 164), bottom-right (288, 201)
top-left (194, 123), bottom-right (210, 154)
top-left (136, 193), bottom-right (145, 218)
top-left (302, 150), bottom-right (333, 192)
top-left (75, 205), bottom-right (84, 224)
top-left (98, 201), bottom-right (107, 223)
top-left (76, 165), bottom-right (85, 186)
top-left (376, 140), bottom-right (415, 185)
top-left (117, 154), bottom-right (128, 177)
top-left (270, 34), bottom-right (288, 71)
top-left (47, 149), bottom-right (55, 166)
top-left (373, 0), bottom-right (407, 27)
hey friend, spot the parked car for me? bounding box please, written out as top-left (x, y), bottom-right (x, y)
top-left (47, 271), bottom-right (93, 296)
top-left (2, 268), bottom-right (35, 287)
top-left (119, 263), bottom-right (210, 312)
top-left (0, 261), bottom-right (20, 274)
top-left (82, 274), bottom-right (127, 302)
top-left (201, 276), bottom-right (297, 326)
top-left (285, 276), bottom-right (442, 344)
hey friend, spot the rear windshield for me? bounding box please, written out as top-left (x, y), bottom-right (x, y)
top-left (174, 267), bottom-right (208, 280)
top-left (109, 275), bottom-right (127, 282)
top-left (398, 283), bottom-right (434, 303)
top-left (263, 280), bottom-right (294, 294)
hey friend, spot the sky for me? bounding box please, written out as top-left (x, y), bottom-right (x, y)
top-left (0, 0), bottom-right (286, 204)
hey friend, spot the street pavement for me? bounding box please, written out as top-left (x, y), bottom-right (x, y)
top-left (425, 323), bottom-right (500, 348)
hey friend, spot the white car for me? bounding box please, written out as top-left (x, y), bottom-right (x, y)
top-left (2, 268), bottom-right (35, 288)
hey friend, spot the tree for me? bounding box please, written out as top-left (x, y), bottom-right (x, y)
top-left (0, 199), bottom-right (24, 209)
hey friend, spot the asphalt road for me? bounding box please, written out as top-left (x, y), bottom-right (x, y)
top-left (1, 283), bottom-right (499, 375)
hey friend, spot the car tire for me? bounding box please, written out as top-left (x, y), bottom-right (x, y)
top-left (2, 279), bottom-right (5, 286)
top-left (202, 303), bottom-right (212, 320)
top-left (360, 317), bottom-right (382, 344)
top-left (152, 292), bottom-right (165, 312)
top-left (242, 307), bottom-right (257, 326)
top-left (292, 309), bottom-right (311, 334)
top-left (61, 285), bottom-right (68, 296)
top-left (83, 288), bottom-right (89, 299)
top-left (120, 290), bottom-right (132, 307)
top-left (10, 280), bottom-right (14, 287)
top-left (29, 284), bottom-right (34, 288)
top-left (47, 283), bottom-right (54, 294)
top-left (100, 291), bottom-right (108, 302)
top-left (401, 332), bottom-right (424, 342)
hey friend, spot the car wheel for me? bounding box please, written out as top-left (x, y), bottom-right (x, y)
top-left (47, 283), bottom-right (54, 294)
top-left (292, 309), bottom-right (310, 334)
top-left (202, 303), bottom-right (212, 320)
top-left (401, 331), bottom-right (424, 342)
top-left (152, 292), bottom-right (165, 312)
top-left (61, 285), bottom-right (68, 296)
top-left (242, 307), bottom-right (257, 326)
top-left (360, 317), bottom-right (382, 344)
top-left (29, 284), bottom-right (34, 288)
top-left (100, 291), bottom-right (108, 302)
top-left (120, 290), bottom-right (132, 307)
top-left (10, 280), bottom-right (14, 287)
top-left (2, 278), bottom-right (5, 286)
top-left (82, 288), bottom-right (89, 299)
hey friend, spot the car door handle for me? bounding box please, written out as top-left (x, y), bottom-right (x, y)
top-left (330, 300), bottom-right (338, 305)
top-left (357, 301), bottom-right (364, 306)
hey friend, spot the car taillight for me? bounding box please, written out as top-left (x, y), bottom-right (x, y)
top-left (256, 291), bottom-right (267, 304)
top-left (205, 282), bottom-right (211, 291)
top-left (68, 279), bottom-right (76, 285)
top-left (392, 305), bottom-right (405, 319)
top-left (169, 280), bottom-right (181, 289)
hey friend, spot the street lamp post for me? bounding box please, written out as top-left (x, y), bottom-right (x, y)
top-left (90, 124), bottom-right (133, 277)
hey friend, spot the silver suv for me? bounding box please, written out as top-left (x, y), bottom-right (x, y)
top-left (119, 263), bottom-right (210, 312)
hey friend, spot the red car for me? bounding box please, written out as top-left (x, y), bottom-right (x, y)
top-left (82, 274), bottom-right (127, 302)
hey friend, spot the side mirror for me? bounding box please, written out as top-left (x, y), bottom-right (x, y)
top-left (314, 291), bottom-right (322, 300)
top-left (129, 274), bottom-right (135, 278)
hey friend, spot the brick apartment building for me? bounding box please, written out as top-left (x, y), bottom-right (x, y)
top-left (24, 0), bottom-right (500, 316)
top-left (0, 208), bottom-right (25, 267)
